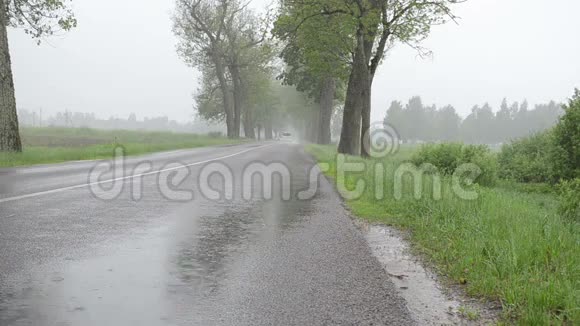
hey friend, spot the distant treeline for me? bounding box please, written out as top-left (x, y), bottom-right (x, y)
top-left (384, 97), bottom-right (562, 144)
top-left (17, 110), bottom-right (225, 134)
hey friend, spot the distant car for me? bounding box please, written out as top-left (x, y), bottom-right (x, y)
top-left (279, 132), bottom-right (293, 142)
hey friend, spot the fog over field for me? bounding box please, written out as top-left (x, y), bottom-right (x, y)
top-left (8, 0), bottom-right (579, 124)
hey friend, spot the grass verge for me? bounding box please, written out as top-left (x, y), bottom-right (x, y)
top-left (307, 144), bottom-right (579, 325)
top-left (0, 127), bottom-right (242, 167)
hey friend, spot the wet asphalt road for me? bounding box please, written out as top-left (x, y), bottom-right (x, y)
top-left (0, 142), bottom-right (414, 326)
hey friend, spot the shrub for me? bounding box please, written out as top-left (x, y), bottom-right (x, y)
top-left (498, 131), bottom-right (554, 183)
top-left (412, 143), bottom-right (498, 186)
top-left (552, 89), bottom-right (580, 182)
top-left (557, 178), bottom-right (580, 221)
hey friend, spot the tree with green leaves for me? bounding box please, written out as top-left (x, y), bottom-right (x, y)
top-left (174, 0), bottom-right (271, 138)
top-left (174, 0), bottom-right (238, 138)
top-left (552, 89), bottom-right (580, 182)
top-left (385, 98), bottom-right (461, 143)
top-left (1, 0), bottom-right (76, 152)
top-left (495, 98), bottom-right (510, 142)
top-left (274, 1), bottom-right (351, 144)
top-left (223, 3), bottom-right (270, 138)
top-left (435, 105), bottom-right (461, 141)
top-left (193, 63), bottom-right (228, 123)
top-left (277, 0), bottom-right (462, 156)
top-left (193, 44), bottom-right (277, 140)
top-left (243, 66), bottom-right (280, 139)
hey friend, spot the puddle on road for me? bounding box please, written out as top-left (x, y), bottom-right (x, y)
top-left (364, 224), bottom-right (497, 325)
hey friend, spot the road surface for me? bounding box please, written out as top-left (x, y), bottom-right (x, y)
top-left (0, 142), bottom-right (414, 325)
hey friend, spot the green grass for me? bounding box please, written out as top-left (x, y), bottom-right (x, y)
top-left (307, 144), bottom-right (579, 325)
top-left (0, 127), bottom-right (241, 167)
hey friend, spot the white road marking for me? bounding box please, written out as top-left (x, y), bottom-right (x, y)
top-left (0, 144), bottom-right (272, 204)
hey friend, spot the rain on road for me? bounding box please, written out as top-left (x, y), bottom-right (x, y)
top-left (0, 143), bottom-right (414, 325)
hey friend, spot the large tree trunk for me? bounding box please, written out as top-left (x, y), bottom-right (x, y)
top-left (360, 18), bottom-right (380, 158)
top-left (360, 1), bottom-right (385, 157)
top-left (360, 82), bottom-right (372, 157)
top-left (338, 36), bottom-right (367, 155)
top-left (265, 120), bottom-right (273, 140)
top-left (307, 107), bottom-right (319, 143)
top-left (317, 77), bottom-right (335, 145)
top-left (213, 57), bottom-right (235, 138)
top-left (337, 75), bottom-right (362, 154)
top-left (229, 64), bottom-right (243, 138)
top-left (338, 18), bottom-right (378, 156)
top-left (0, 0), bottom-right (22, 152)
top-left (243, 107), bottom-right (255, 139)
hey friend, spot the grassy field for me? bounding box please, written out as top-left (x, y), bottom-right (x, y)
top-left (307, 144), bottom-right (579, 325)
top-left (0, 127), bottom-right (241, 167)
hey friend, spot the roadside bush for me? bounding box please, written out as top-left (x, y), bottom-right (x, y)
top-left (498, 131), bottom-right (554, 183)
top-left (412, 143), bottom-right (498, 186)
top-left (557, 178), bottom-right (580, 221)
top-left (309, 144), bottom-right (579, 323)
top-left (552, 89), bottom-right (580, 182)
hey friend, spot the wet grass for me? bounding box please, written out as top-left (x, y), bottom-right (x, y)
top-left (307, 144), bottom-right (579, 325)
top-left (0, 127), bottom-right (242, 167)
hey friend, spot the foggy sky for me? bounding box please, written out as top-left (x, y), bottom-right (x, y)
top-left (7, 0), bottom-right (580, 124)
